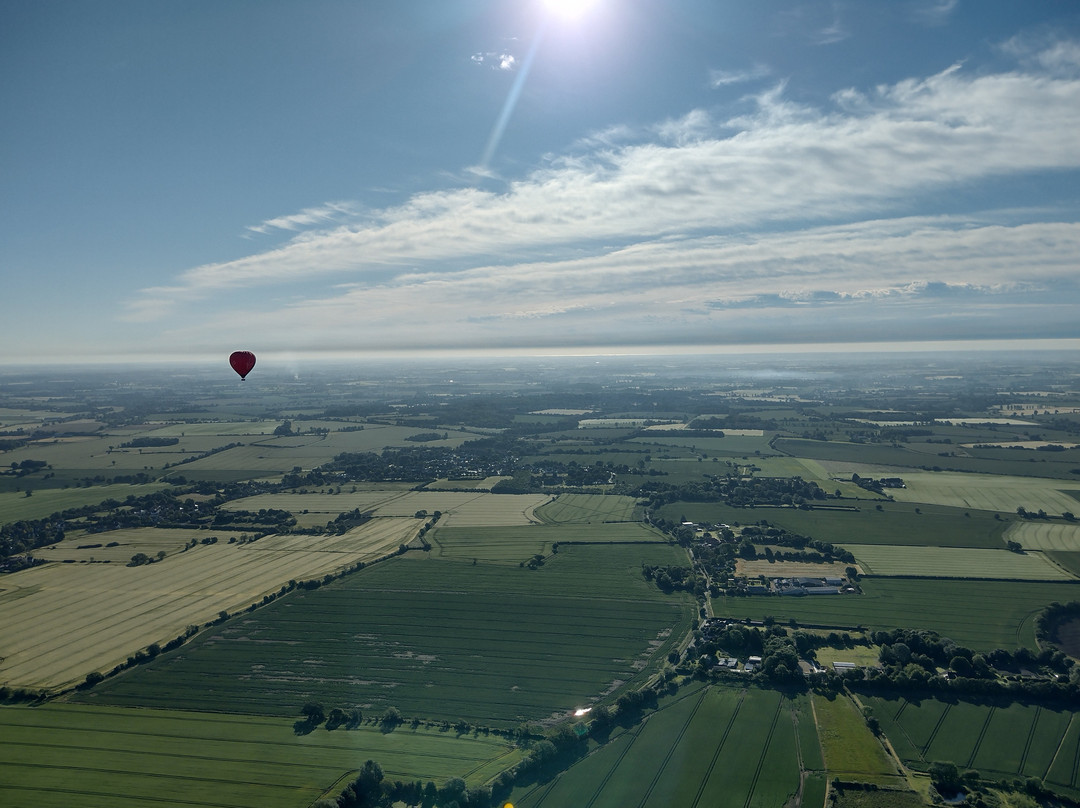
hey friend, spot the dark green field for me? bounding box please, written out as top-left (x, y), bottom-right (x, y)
top-left (658, 501), bottom-right (1011, 548)
top-left (73, 546), bottom-right (695, 727)
top-left (714, 578), bottom-right (1080, 650)
top-left (0, 703), bottom-right (519, 808)
top-left (863, 693), bottom-right (1080, 799)
top-left (509, 684), bottom-right (814, 808)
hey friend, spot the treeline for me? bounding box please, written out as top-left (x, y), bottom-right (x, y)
top-left (839, 627), bottom-right (1080, 702)
top-left (636, 475), bottom-right (828, 509)
top-left (312, 687), bottom-right (664, 808)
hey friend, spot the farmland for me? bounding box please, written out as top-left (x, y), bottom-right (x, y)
top-left (656, 501), bottom-right (1010, 549)
top-left (848, 545), bottom-right (1073, 580)
top-left (813, 692), bottom-right (902, 785)
top-left (221, 490), bottom-right (551, 526)
top-left (884, 471), bottom-right (1080, 515)
top-left (862, 693), bottom-right (1080, 799)
top-left (1006, 521), bottom-right (1080, 551)
top-left (508, 685), bottom-right (813, 808)
top-left (71, 546), bottom-right (695, 727)
top-left (0, 520), bottom-right (418, 690)
top-left (0, 703), bottom-right (521, 808)
top-left (714, 578), bottom-right (1076, 650)
top-left (4, 355), bottom-right (1080, 805)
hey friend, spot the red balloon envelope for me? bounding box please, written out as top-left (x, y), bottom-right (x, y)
top-left (229, 351), bottom-right (256, 380)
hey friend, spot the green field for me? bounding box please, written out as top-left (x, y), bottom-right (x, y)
top-left (533, 493), bottom-right (642, 523)
top-left (658, 501), bottom-right (1010, 548)
top-left (73, 546), bottom-right (695, 727)
top-left (813, 692), bottom-right (902, 785)
top-left (510, 685), bottom-right (813, 808)
top-left (849, 545), bottom-right (1073, 580)
top-left (714, 578), bottom-right (1080, 650)
top-left (863, 694), bottom-right (1080, 797)
top-left (0, 482), bottom-right (170, 523)
top-left (0, 703), bottom-right (521, 808)
top-left (430, 522), bottom-right (666, 564)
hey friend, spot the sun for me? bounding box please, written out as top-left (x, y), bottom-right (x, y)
top-left (541, 0), bottom-right (600, 22)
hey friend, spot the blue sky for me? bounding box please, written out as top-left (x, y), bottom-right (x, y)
top-left (3, 0), bottom-right (1080, 364)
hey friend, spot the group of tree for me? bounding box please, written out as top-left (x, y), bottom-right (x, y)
top-left (636, 475), bottom-right (828, 509)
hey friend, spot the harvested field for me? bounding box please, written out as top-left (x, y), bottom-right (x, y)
top-left (736, 560), bottom-right (855, 578)
top-left (0, 520), bottom-right (418, 691)
top-left (1006, 521), bottom-right (1080, 552)
top-left (882, 471), bottom-right (1080, 514)
top-left (848, 545), bottom-right (1074, 580)
top-left (32, 527), bottom-right (238, 564)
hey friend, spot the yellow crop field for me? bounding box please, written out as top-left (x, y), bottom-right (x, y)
top-left (32, 527), bottom-right (241, 564)
top-left (0, 519), bottom-right (418, 691)
top-left (736, 560), bottom-right (855, 578)
top-left (1006, 521), bottom-right (1080, 552)
top-left (884, 471), bottom-right (1080, 514)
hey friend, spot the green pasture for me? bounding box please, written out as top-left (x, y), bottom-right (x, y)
top-left (74, 546), bottom-right (695, 727)
top-left (0, 703), bottom-right (520, 808)
top-left (774, 438), bottom-right (1080, 481)
top-left (863, 694), bottom-right (1080, 795)
top-left (812, 692), bottom-right (901, 785)
top-left (714, 578), bottom-right (1080, 650)
top-left (429, 522), bottom-right (667, 564)
top-left (510, 686), bottom-right (810, 808)
top-left (0, 482), bottom-right (169, 523)
top-left (1007, 521), bottom-right (1080, 552)
top-left (533, 493), bottom-right (642, 524)
top-left (657, 501), bottom-right (1010, 549)
top-left (849, 545), bottom-right (1073, 580)
top-left (632, 434), bottom-right (778, 457)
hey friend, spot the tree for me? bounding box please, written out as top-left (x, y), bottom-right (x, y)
top-left (929, 761), bottom-right (962, 792)
top-left (300, 702), bottom-right (326, 726)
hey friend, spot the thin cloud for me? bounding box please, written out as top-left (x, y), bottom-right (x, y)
top-left (709, 64), bottom-right (771, 88)
top-left (245, 202), bottom-right (359, 236)
top-left (910, 0), bottom-right (959, 27)
top-left (471, 51), bottom-right (517, 70)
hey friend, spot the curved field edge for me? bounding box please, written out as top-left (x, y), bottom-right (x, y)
top-left (0, 521), bottom-right (418, 691)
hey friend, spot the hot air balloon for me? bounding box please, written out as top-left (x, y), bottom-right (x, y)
top-left (229, 350), bottom-right (256, 380)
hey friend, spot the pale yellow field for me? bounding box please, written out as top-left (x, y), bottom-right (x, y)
top-left (0, 519), bottom-right (418, 691)
top-left (33, 528), bottom-right (245, 564)
top-left (1006, 521), bottom-right (1080, 552)
top-left (882, 471), bottom-right (1080, 514)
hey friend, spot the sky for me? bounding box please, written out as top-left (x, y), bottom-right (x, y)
top-left (3, 0), bottom-right (1080, 365)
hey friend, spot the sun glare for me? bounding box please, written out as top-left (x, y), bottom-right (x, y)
top-left (542, 0), bottom-right (600, 22)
